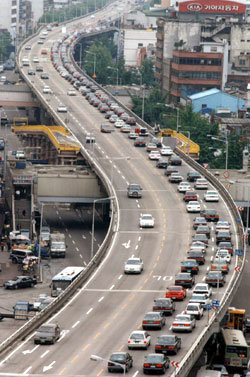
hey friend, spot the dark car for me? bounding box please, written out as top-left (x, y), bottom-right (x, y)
top-left (151, 137), bottom-right (162, 148)
top-left (205, 271), bottom-right (225, 287)
top-left (36, 65), bottom-right (43, 72)
top-left (196, 225), bottom-right (211, 239)
top-left (181, 259), bottom-right (199, 275)
top-left (175, 272), bottom-right (195, 288)
top-left (4, 276), bottom-right (37, 289)
top-left (187, 251), bottom-right (205, 265)
top-left (134, 137), bottom-right (146, 147)
top-left (40, 73), bottom-right (49, 79)
top-left (184, 191), bottom-right (198, 202)
top-left (127, 116), bottom-right (136, 125)
top-left (187, 171), bottom-right (202, 182)
top-left (28, 69), bottom-right (35, 75)
top-left (193, 233), bottom-right (208, 245)
top-left (200, 209), bottom-right (219, 222)
top-left (143, 354), bottom-right (170, 374)
top-left (216, 231), bottom-right (231, 244)
top-left (165, 166), bottom-right (178, 176)
top-left (155, 335), bottom-right (181, 355)
top-left (156, 159), bottom-right (168, 169)
top-left (142, 312), bottom-right (166, 330)
top-left (169, 155), bottom-right (182, 166)
top-left (193, 217), bottom-right (207, 230)
top-left (108, 352), bottom-right (133, 373)
top-left (152, 298), bottom-right (175, 316)
top-left (100, 124), bottom-right (112, 133)
top-left (218, 242), bottom-right (233, 255)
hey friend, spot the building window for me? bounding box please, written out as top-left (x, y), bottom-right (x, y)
top-left (171, 69), bottom-right (221, 80)
top-left (202, 104), bottom-right (207, 108)
top-left (211, 47), bottom-right (217, 52)
top-left (239, 59), bottom-right (246, 65)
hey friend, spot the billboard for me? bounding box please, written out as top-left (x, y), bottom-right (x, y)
top-left (178, 0), bottom-right (246, 13)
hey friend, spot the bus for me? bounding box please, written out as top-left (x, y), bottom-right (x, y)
top-left (222, 307), bottom-right (246, 331)
top-left (51, 266), bottom-right (85, 297)
top-left (221, 328), bottom-right (249, 369)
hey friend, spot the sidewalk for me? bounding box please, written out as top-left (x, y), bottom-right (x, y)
top-left (0, 249), bottom-right (18, 287)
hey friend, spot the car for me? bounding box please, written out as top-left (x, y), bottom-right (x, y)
top-left (128, 131), bottom-right (138, 139)
top-left (33, 57), bottom-right (39, 63)
top-left (114, 119), bottom-right (124, 128)
top-left (128, 331), bottom-right (151, 350)
top-left (207, 364), bottom-right (229, 377)
top-left (205, 271), bottom-right (225, 287)
top-left (183, 191), bottom-right (198, 202)
top-left (86, 134), bottom-right (95, 143)
top-left (143, 354), bottom-right (170, 374)
top-left (194, 178), bottom-right (208, 190)
top-left (193, 283), bottom-right (212, 297)
top-left (165, 166), bottom-right (178, 176)
top-left (169, 155), bottom-right (182, 165)
top-left (215, 250), bottom-right (231, 263)
top-left (109, 114), bottom-right (118, 123)
top-left (43, 85), bottom-right (52, 94)
top-left (178, 182), bottom-right (191, 193)
top-left (155, 335), bottom-right (181, 355)
top-left (193, 233), bottom-right (208, 245)
top-left (107, 352), bottom-right (133, 373)
top-left (196, 225), bottom-right (211, 238)
top-left (152, 298), bottom-right (175, 315)
top-left (134, 137), bottom-right (146, 147)
top-left (160, 146), bottom-right (173, 156)
top-left (156, 158), bottom-right (168, 169)
top-left (124, 257), bottom-right (143, 274)
top-left (169, 172), bottom-right (183, 183)
top-left (187, 250), bottom-right (205, 265)
top-left (142, 312), bottom-right (166, 330)
top-left (140, 214), bottom-right (155, 228)
top-left (165, 285), bottom-right (186, 301)
top-left (41, 49), bottom-right (48, 55)
top-left (149, 151), bottom-right (161, 160)
top-left (34, 323), bottom-right (61, 344)
top-left (211, 258), bottom-right (229, 274)
top-left (175, 272), bottom-right (195, 288)
top-left (127, 184), bottom-right (142, 198)
top-left (41, 73), bottom-right (49, 79)
top-left (204, 190), bottom-right (219, 202)
top-left (57, 105), bottom-right (67, 113)
top-left (139, 127), bottom-right (149, 137)
top-left (171, 314), bottom-right (196, 332)
top-left (4, 276), bottom-right (37, 289)
top-left (187, 171), bottom-right (202, 182)
top-left (35, 65), bottom-right (43, 72)
top-left (67, 88), bottom-right (76, 96)
top-left (190, 242), bottom-right (206, 253)
top-left (33, 294), bottom-right (50, 311)
top-left (215, 221), bottom-right (231, 233)
top-left (25, 44), bottom-right (31, 50)
top-left (121, 125), bottom-right (132, 133)
top-left (100, 124), bottom-right (112, 133)
top-left (200, 209), bottom-right (219, 222)
top-left (193, 217), bottom-right (207, 230)
top-left (186, 201), bottom-right (201, 213)
top-left (217, 242), bottom-right (233, 255)
top-left (28, 69), bottom-right (35, 75)
top-left (127, 116), bottom-right (136, 125)
top-left (184, 303), bottom-right (204, 319)
top-left (189, 293), bottom-right (210, 309)
top-left (146, 143), bottom-right (157, 152)
top-left (181, 259), bottom-right (199, 275)
top-left (151, 137), bottom-right (162, 148)
top-left (216, 231), bottom-right (231, 244)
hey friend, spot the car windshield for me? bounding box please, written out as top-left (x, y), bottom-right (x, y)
top-left (207, 272), bottom-right (221, 278)
top-left (191, 295), bottom-right (204, 300)
top-left (183, 260), bottom-right (195, 265)
top-left (130, 333), bottom-right (144, 339)
top-left (39, 325), bottom-right (53, 332)
top-left (157, 336), bottom-right (175, 344)
top-left (142, 215), bottom-right (152, 220)
top-left (126, 259), bottom-right (140, 265)
top-left (110, 354), bottom-right (126, 362)
top-left (168, 286), bottom-right (181, 291)
top-left (187, 305), bottom-right (199, 311)
top-left (176, 315), bottom-right (190, 322)
top-left (145, 355), bottom-right (163, 363)
top-left (195, 285), bottom-right (207, 291)
top-left (145, 313), bottom-right (159, 320)
top-left (177, 273), bottom-right (190, 278)
top-left (155, 299), bottom-right (170, 305)
top-left (130, 185), bottom-right (140, 190)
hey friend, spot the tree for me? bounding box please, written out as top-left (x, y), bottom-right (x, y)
top-left (84, 43), bottom-right (113, 84)
top-left (0, 32), bottom-right (12, 62)
top-left (139, 58), bottom-right (155, 87)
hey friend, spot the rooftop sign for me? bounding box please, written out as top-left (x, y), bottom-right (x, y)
top-left (178, 0), bottom-right (246, 14)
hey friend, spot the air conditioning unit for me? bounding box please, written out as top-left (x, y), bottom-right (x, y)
top-left (9, 161), bottom-right (16, 168)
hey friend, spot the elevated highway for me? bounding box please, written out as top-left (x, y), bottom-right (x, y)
top-left (0, 2), bottom-right (245, 377)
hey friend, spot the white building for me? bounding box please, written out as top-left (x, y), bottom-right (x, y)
top-left (30, 0), bottom-right (44, 25)
top-left (123, 29), bottom-right (156, 66)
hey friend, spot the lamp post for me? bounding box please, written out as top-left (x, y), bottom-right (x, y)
top-left (75, 43), bottom-right (83, 68)
top-left (208, 133), bottom-right (228, 171)
top-left (86, 51), bottom-right (96, 79)
top-left (107, 66), bottom-right (118, 86)
top-left (37, 202), bottom-right (45, 280)
top-left (90, 354), bottom-right (126, 376)
top-left (91, 196), bottom-right (115, 259)
top-left (181, 130), bottom-right (190, 156)
top-left (176, 107), bottom-right (180, 133)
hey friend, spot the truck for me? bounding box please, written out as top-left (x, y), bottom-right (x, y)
top-left (50, 232), bottom-right (66, 258)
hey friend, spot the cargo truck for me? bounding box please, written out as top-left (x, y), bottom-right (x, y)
top-left (50, 232), bottom-right (66, 258)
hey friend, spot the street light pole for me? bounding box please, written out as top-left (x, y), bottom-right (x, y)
top-left (107, 66), bottom-right (118, 86)
top-left (86, 51), bottom-right (96, 78)
top-left (142, 88), bottom-right (145, 121)
top-left (176, 107), bottom-right (180, 133)
top-left (38, 203), bottom-right (44, 280)
top-left (90, 354), bottom-right (126, 376)
top-left (211, 135), bottom-right (228, 171)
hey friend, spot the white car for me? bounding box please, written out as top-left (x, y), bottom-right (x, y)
top-left (160, 146), bottom-right (173, 156)
top-left (204, 190), bottom-right (219, 202)
top-left (124, 257), bottom-right (144, 274)
top-left (190, 242), bottom-right (206, 253)
top-left (86, 134), bottom-right (95, 143)
top-left (215, 221), bottom-right (231, 233)
top-left (128, 131), bottom-right (138, 139)
top-left (189, 294), bottom-right (210, 309)
top-left (184, 303), bottom-right (204, 320)
top-left (120, 125), bottom-right (131, 133)
top-left (194, 178), bottom-right (208, 190)
top-left (186, 201), bottom-right (201, 213)
top-left (149, 151), bottom-right (161, 160)
top-left (140, 214), bottom-right (155, 228)
top-left (178, 182), bottom-right (191, 193)
top-left (57, 105), bottom-right (67, 113)
top-left (33, 57), bottom-right (39, 63)
top-left (215, 250), bottom-right (231, 263)
top-left (43, 85), bottom-right (52, 94)
top-left (67, 88), bottom-right (76, 96)
top-left (193, 283), bottom-right (212, 297)
top-left (128, 330), bottom-right (150, 349)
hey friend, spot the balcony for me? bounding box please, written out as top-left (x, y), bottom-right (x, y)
top-left (156, 32), bottom-right (164, 41)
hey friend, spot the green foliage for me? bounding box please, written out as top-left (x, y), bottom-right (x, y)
top-left (139, 58), bottom-right (155, 87)
top-left (0, 32), bottom-right (12, 61)
top-left (85, 43), bottom-right (113, 84)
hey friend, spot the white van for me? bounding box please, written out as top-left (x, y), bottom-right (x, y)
top-left (22, 57), bottom-right (30, 67)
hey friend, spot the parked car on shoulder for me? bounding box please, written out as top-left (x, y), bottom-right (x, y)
top-left (4, 276), bottom-right (37, 289)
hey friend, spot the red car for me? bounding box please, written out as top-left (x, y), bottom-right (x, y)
top-left (165, 285), bottom-right (186, 301)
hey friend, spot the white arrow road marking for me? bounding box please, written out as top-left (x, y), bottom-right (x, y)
top-left (122, 240), bottom-right (131, 249)
top-left (43, 360), bottom-right (56, 372)
top-left (22, 345), bottom-right (39, 355)
top-left (57, 329), bottom-right (70, 342)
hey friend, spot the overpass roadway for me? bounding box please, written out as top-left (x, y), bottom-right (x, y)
top-left (0, 3), bottom-right (241, 377)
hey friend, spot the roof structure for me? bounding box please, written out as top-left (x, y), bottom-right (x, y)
top-left (188, 88), bottom-right (220, 100)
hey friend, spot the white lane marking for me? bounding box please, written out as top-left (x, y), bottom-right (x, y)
top-left (84, 261), bottom-right (87, 266)
top-left (122, 175), bottom-right (126, 180)
top-left (169, 326), bottom-right (172, 331)
top-left (212, 237), bottom-right (214, 242)
top-left (135, 245), bottom-right (138, 250)
top-left (86, 308), bottom-right (93, 315)
top-left (210, 256), bottom-right (213, 261)
top-left (98, 296), bottom-right (104, 302)
top-left (132, 372), bottom-right (139, 377)
top-left (118, 274), bottom-right (123, 280)
top-left (82, 234), bottom-right (86, 239)
top-left (207, 266), bottom-right (210, 271)
top-left (138, 236), bottom-right (141, 242)
top-left (211, 226), bottom-right (214, 231)
top-left (203, 204), bottom-right (207, 209)
top-left (72, 240), bottom-right (75, 244)
top-left (109, 284), bottom-right (115, 290)
top-left (212, 247), bottom-right (214, 252)
top-left (65, 228), bottom-right (68, 232)
top-left (72, 320), bottom-right (80, 328)
top-left (23, 366), bottom-right (32, 375)
top-left (76, 247), bottom-right (79, 251)
top-left (68, 234), bottom-right (72, 238)
top-left (41, 350), bottom-right (50, 359)
top-left (126, 181), bottom-right (129, 185)
top-left (79, 254), bottom-right (83, 258)
top-left (202, 276), bottom-right (206, 281)
top-left (137, 204), bottom-right (140, 208)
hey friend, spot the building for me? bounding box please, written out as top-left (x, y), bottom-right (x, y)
top-left (187, 88), bottom-right (246, 114)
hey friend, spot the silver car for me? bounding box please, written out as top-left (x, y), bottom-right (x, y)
top-left (142, 312), bottom-right (166, 330)
top-left (34, 323), bottom-right (61, 344)
top-left (172, 314), bottom-right (196, 333)
top-left (127, 330), bottom-right (151, 350)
